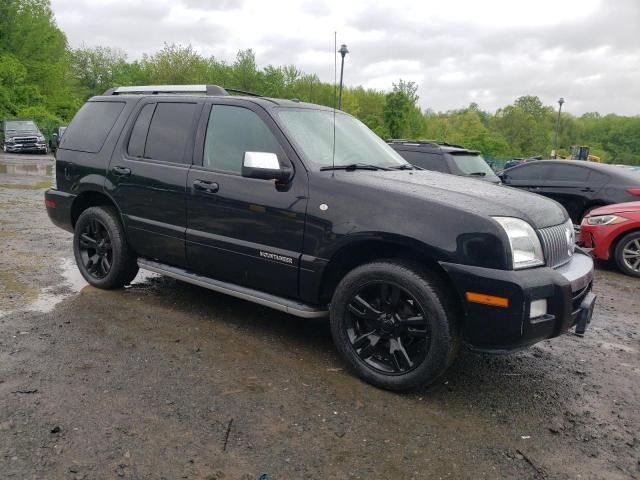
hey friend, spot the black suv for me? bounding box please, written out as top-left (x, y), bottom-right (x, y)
top-left (1, 119), bottom-right (48, 154)
top-left (45, 85), bottom-right (595, 391)
top-left (388, 140), bottom-right (501, 184)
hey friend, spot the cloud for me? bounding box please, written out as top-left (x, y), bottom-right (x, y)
top-left (51, 0), bottom-right (640, 115)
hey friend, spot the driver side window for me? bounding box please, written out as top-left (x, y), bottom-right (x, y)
top-left (203, 105), bottom-right (283, 174)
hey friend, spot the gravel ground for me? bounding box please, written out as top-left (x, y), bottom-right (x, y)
top-left (0, 152), bottom-right (638, 479)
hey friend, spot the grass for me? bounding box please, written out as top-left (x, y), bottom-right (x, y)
top-left (0, 180), bottom-right (52, 190)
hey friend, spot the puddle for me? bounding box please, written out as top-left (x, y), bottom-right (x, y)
top-left (0, 164), bottom-right (53, 176)
top-left (1, 258), bottom-right (159, 317)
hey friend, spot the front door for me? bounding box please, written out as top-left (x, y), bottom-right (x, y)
top-left (186, 102), bottom-right (307, 298)
top-left (107, 100), bottom-right (202, 266)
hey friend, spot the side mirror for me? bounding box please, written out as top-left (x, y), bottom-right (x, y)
top-left (242, 152), bottom-right (292, 182)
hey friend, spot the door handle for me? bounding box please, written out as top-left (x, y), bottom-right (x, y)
top-left (112, 166), bottom-right (131, 177)
top-left (193, 179), bottom-right (219, 194)
top-left (581, 187), bottom-right (594, 192)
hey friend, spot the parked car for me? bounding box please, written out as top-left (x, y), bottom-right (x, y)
top-left (387, 140), bottom-right (501, 183)
top-left (1, 119), bottom-right (48, 154)
top-left (49, 126), bottom-right (67, 153)
top-left (500, 160), bottom-right (640, 224)
top-left (45, 85), bottom-right (595, 391)
top-left (580, 202), bottom-right (640, 277)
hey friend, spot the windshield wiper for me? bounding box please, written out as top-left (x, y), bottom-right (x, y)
top-left (390, 164), bottom-right (415, 170)
top-left (320, 163), bottom-right (391, 171)
top-left (468, 172), bottom-right (487, 176)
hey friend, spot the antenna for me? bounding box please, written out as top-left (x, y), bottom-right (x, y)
top-left (332, 31), bottom-right (337, 176)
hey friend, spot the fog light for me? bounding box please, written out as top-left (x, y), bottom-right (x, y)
top-left (530, 299), bottom-right (547, 319)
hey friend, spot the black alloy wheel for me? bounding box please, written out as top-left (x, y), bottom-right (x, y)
top-left (78, 218), bottom-right (113, 279)
top-left (346, 281), bottom-right (430, 374)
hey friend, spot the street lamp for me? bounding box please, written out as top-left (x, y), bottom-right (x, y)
top-left (338, 44), bottom-right (349, 110)
top-left (553, 97), bottom-right (565, 158)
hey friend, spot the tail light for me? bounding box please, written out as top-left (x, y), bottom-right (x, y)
top-left (627, 188), bottom-right (640, 196)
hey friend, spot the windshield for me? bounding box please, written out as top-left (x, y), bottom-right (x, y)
top-left (5, 121), bottom-right (38, 133)
top-left (277, 108), bottom-right (408, 170)
top-left (448, 153), bottom-right (497, 178)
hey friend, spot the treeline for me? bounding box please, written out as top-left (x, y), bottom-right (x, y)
top-left (1, 0), bottom-right (639, 164)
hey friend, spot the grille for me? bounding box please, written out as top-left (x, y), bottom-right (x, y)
top-left (538, 220), bottom-right (574, 268)
top-left (14, 136), bottom-right (38, 144)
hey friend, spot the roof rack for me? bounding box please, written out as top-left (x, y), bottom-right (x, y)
top-left (103, 85), bottom-right (230, 96)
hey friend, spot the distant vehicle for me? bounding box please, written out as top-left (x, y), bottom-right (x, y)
top-left (580, 202), bottom-right (640, 277)
top-left (500, 160), bottom-right (640, 224)
top-left (387, 140), bottom-right (501, 183)
top-left (1, 120), bottom-right (48, 154)
top-left (49, 126), bottom-right (67, 153)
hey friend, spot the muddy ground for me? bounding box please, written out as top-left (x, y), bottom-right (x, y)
top-left (0, 151), bottom-right (638, 479)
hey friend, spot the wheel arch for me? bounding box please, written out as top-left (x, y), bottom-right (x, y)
top-left (317, 237), bottom-right (464, 325)
top-left (609, 227), bottom-right (640, 261)
top-left (71, 189), bottom-right (123, 229)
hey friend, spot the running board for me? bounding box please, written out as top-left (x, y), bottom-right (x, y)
top-left (137, 258), bottom-right (328, 319)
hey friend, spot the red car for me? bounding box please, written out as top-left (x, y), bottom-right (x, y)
top-left (580, 201), bottom-right (640, 277)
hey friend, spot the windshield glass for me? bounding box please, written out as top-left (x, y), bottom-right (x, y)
top-left (277, 108), bottom-right (408, 170)
top-left (448, 153), bottom-right (497, 177)
top-left (6, 121), bottom-right (38, 133)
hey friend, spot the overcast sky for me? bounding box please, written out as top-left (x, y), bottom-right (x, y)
top-left (51, 0), bottom-right (640, 115)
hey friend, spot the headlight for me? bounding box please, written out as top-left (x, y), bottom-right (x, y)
top-left (587, 214), bottom-right (627, 226)
top-left (37, 135), bottom-right (45, 142)
top-left (493, 217), bottom-right (544, 269)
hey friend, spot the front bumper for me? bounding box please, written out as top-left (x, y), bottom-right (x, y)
top-left (4, 142), bottom-right (47, 153)
top-left (440, 252), bottom-right (595, 352)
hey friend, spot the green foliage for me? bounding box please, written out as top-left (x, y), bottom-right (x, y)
top-left (0, 0), bottom-right (638, 164)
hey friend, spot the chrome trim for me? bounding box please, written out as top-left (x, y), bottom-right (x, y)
top-left (539, 220), bottom-right (574, 268)
top-left (243, 151), bottom-right (280, 169)
top-left (137, 258), bottom-right (328, 319)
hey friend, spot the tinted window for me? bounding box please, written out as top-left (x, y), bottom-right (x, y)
top-left (61, 101), bottom-right (125, 153)
top-left (396, 150), bottom-right (448, 173)
top-left (550, 164), bottom-right (591, 181)
top-left (144, 103), bottom-right (197, 163)
top-left (506, 162), bottom-right (553, 181)
top-left (203, 105), bottom-right (282, 173)
top-left (127, 103), bottom-right (156, 158)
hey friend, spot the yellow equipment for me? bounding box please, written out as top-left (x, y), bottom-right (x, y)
top-left (569, 145), bottom-right (601, 163)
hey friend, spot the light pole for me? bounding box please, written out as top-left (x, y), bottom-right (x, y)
top-left (338, 44), bottom-right (349, 110)
top-left (553, 97), bottom-right (565, 158)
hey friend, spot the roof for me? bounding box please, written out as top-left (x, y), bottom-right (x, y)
top-left (97, 84), bottom-right (336, 112)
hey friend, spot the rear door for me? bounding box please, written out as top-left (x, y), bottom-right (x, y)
top-left (185, 101), bottom-right (307, 298)
top-left (107, 99), bottom-right (202, 267)
top-left (541, 163), bottom-right (592, 223)
top-left (502, 162), bottom-right (553, 193)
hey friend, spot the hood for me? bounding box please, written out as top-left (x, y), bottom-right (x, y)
top-left (336, 170), bottom-right (567, 229)
top-left (587, 201), bottom-right (640, 216)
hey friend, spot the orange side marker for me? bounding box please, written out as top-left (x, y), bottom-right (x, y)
top-left (465, 292), bottom-right (509, 308)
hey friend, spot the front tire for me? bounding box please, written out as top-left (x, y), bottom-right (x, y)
top-left (73, 206), bottom-right (139, 289)
top-left (330, 261), bottom-right (459, 391)
top-left (614, 231), bottom-right (640, 278)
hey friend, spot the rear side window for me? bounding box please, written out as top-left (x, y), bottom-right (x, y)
top-left (60, 101), bottom-right (125, 153)
top-left (144, 103), bottom-right (197, 163)
top-left (203, 105), bottom-right (283, 173)
top-left (127, 103), bottom-right (156, 158)
top-left (550, 164), bottom-right (591, 181)
top-left (396, 150), bottom-right (448, 173)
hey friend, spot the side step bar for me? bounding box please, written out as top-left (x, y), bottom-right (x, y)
top-left (137, 258), bottom-right (328, 319)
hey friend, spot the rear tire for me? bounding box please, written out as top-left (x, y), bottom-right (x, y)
top-left (73, 206), bottom-right (139, 289)
top-left (613, 231), bottom-right (640, 278)
top-left (329, 260), bottom-right (459, 391)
